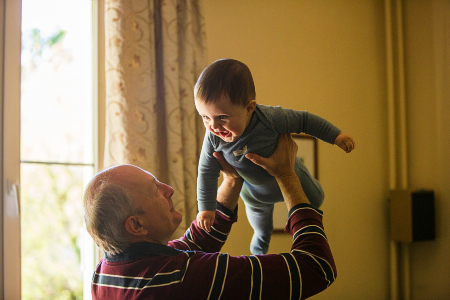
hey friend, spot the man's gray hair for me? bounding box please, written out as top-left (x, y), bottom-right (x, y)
top-left (83, 174), bottom-right (142, 255)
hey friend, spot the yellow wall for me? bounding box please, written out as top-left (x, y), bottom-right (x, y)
top-left (403, 1), bottom-right (450, 299)
top-left (203, 0), bottom-right (450, 299)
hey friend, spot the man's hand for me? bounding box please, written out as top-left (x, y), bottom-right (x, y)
top-left (246, 134), bottom-right (309, 209)
top-left (245, 134), bottom-right (298, 178)
top-left (197, 210), bottom-right (215, 232)
top-left (213, 152), bottom-right (241, 179)
top-left (334, 133), bottom-right (355, 153)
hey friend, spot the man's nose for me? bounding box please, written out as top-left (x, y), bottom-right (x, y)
top-left (161, 183), bottom-right (174, 197)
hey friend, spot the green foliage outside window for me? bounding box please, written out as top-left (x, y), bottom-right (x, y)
top-left (21, 27), bottom-right (84, 300)
top-left (21, 165), bottom-right (83, 300)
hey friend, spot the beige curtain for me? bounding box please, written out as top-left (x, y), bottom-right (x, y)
top-left (104, 0), bottom-right (207, 238)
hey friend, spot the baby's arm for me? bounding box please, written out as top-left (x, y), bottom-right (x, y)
top-left (334, 132), bottom-right (356, 153)
top-left (197, 151), bottom-right (242, 232)
top-left (265, 106), bottom-right (355, 151)
top-left (262, 106), bottom-right (341, 145)
top-left (197, 133), bottom-right (221, 223)
top-left (197, 210), bottom-right (215, 232)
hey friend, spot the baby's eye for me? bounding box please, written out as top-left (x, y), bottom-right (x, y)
top-left (202, 115), bottom-right (210, 120)
top-left (219, 115), bottom-right (228, 120)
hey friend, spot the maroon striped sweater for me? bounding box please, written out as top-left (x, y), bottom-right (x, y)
top-left (92, 203), bottom-right (336, 300)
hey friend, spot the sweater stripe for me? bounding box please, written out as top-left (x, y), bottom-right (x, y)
top-left (204, 226), bottom-right (229, 243)
top-left (216, 207), bottom-right (232, 219)
top-left (180, 251), bottom-right (195, 282)
top-left (281, 253), bottom-right (302, 300)
top-left (177, 238), bottom-right (191, 250)
top-left (249, 255), bottom-right (262, 300)
top-left (93, 271), bottom-right (179, 290)
top-left (293, 225), bottom-right (327, 243)
top-left (292, 250), bottom-right (335, 286)
top-left (208, 253), bottom-right (229, 300)
top-left (93, 252), bottom-right (196, 290)
top-left (288, 205), bottom-right (323, 218)
top-left (185, 228), bottom-right (202, 250)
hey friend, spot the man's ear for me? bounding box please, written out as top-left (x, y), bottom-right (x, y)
top-left (246, 100), bottom-right (257, 115)
top-left (125, 215), bottom-right (148, 236)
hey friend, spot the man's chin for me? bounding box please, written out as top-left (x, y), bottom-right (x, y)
top-left (172, 210), bottom-right (183, 224)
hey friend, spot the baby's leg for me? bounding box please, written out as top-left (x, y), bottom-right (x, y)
top-left (241, 185), bottom-right (275, 255)
top-left (295, 157), bottom-right (324, 208)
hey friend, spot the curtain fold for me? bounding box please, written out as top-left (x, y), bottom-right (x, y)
top-left (104, 0), bottom-right (207, 237)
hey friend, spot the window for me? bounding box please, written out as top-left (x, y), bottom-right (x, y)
top-left (19, 1), bottom-right (99, 298)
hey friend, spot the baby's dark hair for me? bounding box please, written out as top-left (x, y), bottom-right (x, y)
top-left (194, 58), bottom-right (256, 107)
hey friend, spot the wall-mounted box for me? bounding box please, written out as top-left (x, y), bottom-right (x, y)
top-left (389, 189), bottom-right (435, 242)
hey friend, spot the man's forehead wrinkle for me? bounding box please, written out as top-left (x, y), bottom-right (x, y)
top-left (127, 176), bottom-right (150, 195)
top-left (127, 174), bottom-right (156, 198)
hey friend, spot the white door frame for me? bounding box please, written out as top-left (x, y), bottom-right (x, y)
top-left (2, 0), bottom-right (22, 298)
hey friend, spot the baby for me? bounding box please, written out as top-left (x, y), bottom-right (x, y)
top-left (195, 59), bottom-right (355, 254)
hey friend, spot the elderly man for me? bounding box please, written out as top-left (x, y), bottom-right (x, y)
top-left (84, 134), bottom-right (336, 300)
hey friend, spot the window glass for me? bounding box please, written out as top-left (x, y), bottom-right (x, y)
top-left (21, 164), bottom-right (88, 299)
top-left (21, 1), bottom-right (95, 299)
top-left (21, 0), bottom-right (93, 164)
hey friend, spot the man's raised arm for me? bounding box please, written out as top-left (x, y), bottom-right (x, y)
top-left (169, 134), bottom-right (336, 299)
top-left (169, 151), bottom-right (243, 252)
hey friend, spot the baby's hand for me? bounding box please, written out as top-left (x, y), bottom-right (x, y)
top-left (334, 133), bottom-right (355, 153)
top-left (196, 210), bottom-right (215, 232)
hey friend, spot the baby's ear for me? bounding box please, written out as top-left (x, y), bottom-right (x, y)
top-left (246, 100), bottom-right (257, 114)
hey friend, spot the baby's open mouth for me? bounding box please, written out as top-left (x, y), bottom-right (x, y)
top-left (219, 131), bottom-right (231, 138)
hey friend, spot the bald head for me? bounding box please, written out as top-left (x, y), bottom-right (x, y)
top-left (85, 165), bottom-right (137, 196)
top-left (84, 165), bottom-right (181, 254)
top-left (83, 165), bottom-right (145, 254)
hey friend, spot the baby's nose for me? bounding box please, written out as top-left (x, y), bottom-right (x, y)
top-left (211, 120), bottom-right (221, 130)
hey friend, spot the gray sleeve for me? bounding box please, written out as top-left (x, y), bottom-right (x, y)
top-left (262, 106), bottom-right (342, 144)
top-left (197, 133), bottom-right (221, 212)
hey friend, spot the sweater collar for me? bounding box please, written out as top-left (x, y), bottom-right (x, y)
top-left (105, 241), bottom-right (183, 262)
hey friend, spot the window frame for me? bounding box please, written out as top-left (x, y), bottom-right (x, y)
top-left (1, 0), bottom-right (106, 298)
top-left (2, 0), bottom-right (22, 298)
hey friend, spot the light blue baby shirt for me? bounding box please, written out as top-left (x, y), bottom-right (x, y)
top-left (197, 104), bottom-right (341, 212)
